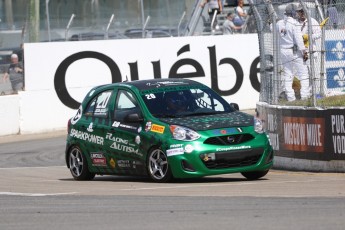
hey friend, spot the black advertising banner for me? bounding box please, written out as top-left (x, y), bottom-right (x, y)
top-left (280, 109), bottom-right (326, 160)
top-left (325, 109), bottom-right (345, 160)
top-left (257, 104), bottom-right (345, 161)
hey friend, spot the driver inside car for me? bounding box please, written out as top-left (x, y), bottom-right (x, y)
top-left (164, 91), bottom-right (190, 114)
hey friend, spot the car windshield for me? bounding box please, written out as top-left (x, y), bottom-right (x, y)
top-left (141, 87), bottom-right (234, 118)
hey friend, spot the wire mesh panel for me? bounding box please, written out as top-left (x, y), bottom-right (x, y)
top-left (249, 0), bottom-right (345, 108)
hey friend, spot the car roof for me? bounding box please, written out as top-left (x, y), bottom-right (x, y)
top-left (94, 78), bottom-right (205, 92)
top-left (120, 78), bottom-right (204, 91)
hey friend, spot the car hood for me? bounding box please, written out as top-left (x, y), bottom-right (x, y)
top-left (159, 111), bottom-right (254, 131)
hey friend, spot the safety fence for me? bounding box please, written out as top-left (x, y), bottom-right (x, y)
top-left (249, 0), bottom-right (345, 107)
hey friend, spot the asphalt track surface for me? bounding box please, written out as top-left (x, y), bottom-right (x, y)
top-left (1, 116), bottom-right (345, 229)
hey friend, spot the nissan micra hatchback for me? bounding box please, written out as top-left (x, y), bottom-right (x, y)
top-left (65, 78), bottom-right (273, 182)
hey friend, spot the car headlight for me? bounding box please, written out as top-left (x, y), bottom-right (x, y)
top-left (254, 117), bottom-right (264, 133)
top-left (170, 125), bottom-right (200, 141)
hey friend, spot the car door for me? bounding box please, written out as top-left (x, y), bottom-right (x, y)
top-left (80, 89), bottom-right (114, 173)
top-left (105, 89), bottom-right (146, 175)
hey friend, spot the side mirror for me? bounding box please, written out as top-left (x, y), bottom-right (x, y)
top-left (124, 113), bottom-right (143, 123)
top-left (230, 103), bottom-right (239, 111)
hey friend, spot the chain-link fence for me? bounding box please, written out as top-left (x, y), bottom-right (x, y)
top-left (250, 0), bottom-right (345, 107)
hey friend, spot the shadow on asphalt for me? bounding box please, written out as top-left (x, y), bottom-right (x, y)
top-left (59, 175), bottom-right (269, 183)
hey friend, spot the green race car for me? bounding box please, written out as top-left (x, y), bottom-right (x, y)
top-left (65, 78), bottom-right (273, 182)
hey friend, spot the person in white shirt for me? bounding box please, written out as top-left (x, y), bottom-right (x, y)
top-left (276, 3), bottom-right (310, 101)
top-left (296, 4), bottom-right (322, 95)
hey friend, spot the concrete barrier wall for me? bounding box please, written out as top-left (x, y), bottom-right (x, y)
top-left (256, 102), bottom-right (345, 172)
top-left (1, 34), bottom-right (261, 136)
top-left (0, 95), bottom-right (20, 136)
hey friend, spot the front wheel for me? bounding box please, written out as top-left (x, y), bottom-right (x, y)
top-left (241, 170), bottom-right (269, 180)
top-left (147, 148), bottom-right (172, 183)
top-left (68, 146), bottom-right (95, 180)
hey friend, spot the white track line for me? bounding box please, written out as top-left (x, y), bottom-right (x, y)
top-left (0, 166), bottom-right (65, 170)
top-left (0, 192), bottom-right (77, 197)
top-left (120, 178), bottom-right (345, 191)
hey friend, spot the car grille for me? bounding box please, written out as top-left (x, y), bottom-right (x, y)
top-left (201, 148), bottom-right (264, 169)
top-left (204, 134), bottom-right (254, 145)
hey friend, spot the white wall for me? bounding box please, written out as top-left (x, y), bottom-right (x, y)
top-left (1, 34), bottom-right (261, 136)
top-left (0, 95), bottom-right (20, 136)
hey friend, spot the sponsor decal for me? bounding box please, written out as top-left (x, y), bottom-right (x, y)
top-left (106, 133), bottom-right (128, 144)
top-left (70, 106), bottom-right (82, 125)
top-left (331, 114), bottom-right (345, 154)
top-left (110, 158), bottom-right (116, 169)
top-left (267, 113), bottom-right (279, 151)
top-left (184, 144), bottom-right (194, 153)
top-left (112, 121), bottom-right (120, 127)
top-left (107, 133), bottom-right (143, 156)
top-left (135, 135), bottom-right (141, 144)
top-left (166, 148), bottom-right (184, 157)
top-left (151, 124), bottom-right (165, 134)
top-left (283, 117), bottom-right (324, 152)
top-left (216, 146), bottom-right (251, 152)
top-left (70, 128), bottom-right (104, 145)
top-left (117, 160), bottom-right (131, 168)
top-left (94, 91), bottom-right (111, 116)
top-left (112, 121), bottom-right (137, 130)
top-left (110, 142), bottom-right (138, 153)
top-left (170, 144), bottom-right (183, 148)
top-left (87, 122), bottom-right (94, 132)
top-left (146, 81), bottom-right (188, 88)
top-left (213, 128), bottom-right (236, 135)
top-left (90, 152), bottom-right (107, 166)
top-left (145, 121), bottom-right (152, 132)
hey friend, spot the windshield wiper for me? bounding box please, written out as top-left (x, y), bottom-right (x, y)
top-left (184, 111), bottom-right (221, 117)
top-left (152, 113), bottom-right (182, 118)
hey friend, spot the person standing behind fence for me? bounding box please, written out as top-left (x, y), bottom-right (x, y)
top-left (200, 0), bottom-right (223, 29)
top-left (223, 13), bottom-right (242, 34)
top-left (2, 53), bottom-right (24, 93)
top-left (276, 4), bottom-right (310, 102)
top-left (296, 4), bottom-right (322, 94)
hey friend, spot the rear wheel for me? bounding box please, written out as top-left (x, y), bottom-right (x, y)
top-left (68, 146), bottom-right (95, 180)
top-left (241, 170), bottom-right (269, 180)
top-left (147, 148), bottom-right (172, 183)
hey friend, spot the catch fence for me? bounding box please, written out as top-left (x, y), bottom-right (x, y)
top-left (249, 0), bottom-right (345, 107)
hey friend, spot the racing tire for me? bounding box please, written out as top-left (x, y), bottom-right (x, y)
top-left (68, 146), bottom-right (95, 181)
top-left (241, 170), bottom-right (269, 180)
top-left (147, 148), bottom-right (172, 183)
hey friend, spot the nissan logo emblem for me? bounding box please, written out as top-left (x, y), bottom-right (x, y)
top-left (227, 136), bottom-right (236, 143)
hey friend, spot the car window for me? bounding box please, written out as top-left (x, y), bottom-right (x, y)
top-left (85, 90), bottom-right (112, 117)
top-left (191, 89), bottom-right (225, 111)
top-left (114, 90), bottom-right (141, 122)
top-left (141, 87), bottom-right (232, 117)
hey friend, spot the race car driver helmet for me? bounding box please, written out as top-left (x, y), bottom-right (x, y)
top-left (164, 91), bottom-right (189, 113)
